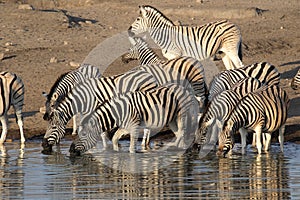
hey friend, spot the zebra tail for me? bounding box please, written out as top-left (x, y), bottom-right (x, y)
top-left (238, 41), bottom-right (243, 61)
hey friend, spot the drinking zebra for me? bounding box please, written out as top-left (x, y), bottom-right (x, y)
top-left (291, 68), bottom-right (300, 90)
top-left (0, 71), bottom-right (25, 143)
top-left (218, 85), bottom-right (290, 156)
top-left (69, 83), bottom-right (199, 155)
top-left (123, 36), bottom-right (208, 112)
top-left (209, 62), bottom-right (280, 101)
top-left (42, 70), bottom-right (158, 154)
top-left (42, 64), bottom-right (102, 135)
top-left (128, 5), bottom-right (243, 69)
top-left (195, 77), bottom-right (263, 155)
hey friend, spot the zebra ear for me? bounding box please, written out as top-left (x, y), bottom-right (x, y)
top-left (42, 92), bottom-right (48, 98)
top-left (139, 5), bottom-right (148, 17)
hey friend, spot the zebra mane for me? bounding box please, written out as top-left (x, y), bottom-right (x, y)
top-left (141, 5), bottom-right (175, 26)
top-left (47, 71), bottom-right (70, 101)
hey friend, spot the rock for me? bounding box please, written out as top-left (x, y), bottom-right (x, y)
top-left (69, 61), bottom-right (80, 67)
top-left (5, 42), bottom-right (13, 46)
top-left (0, 53), bottom-right (4, 61)
top-left (39, 106), bottom-right (46, 114)
top-left (18, 4), bottom-right (34, 10)
top-left (50, 57), bottom-right (58, 63)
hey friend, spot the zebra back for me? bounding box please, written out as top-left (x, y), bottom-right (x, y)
top-left (122, 37), bottom-right (162, 65)
top-left (209, 62), bottom-right (280, 100)
top-left (132, 56), bottom-right (208, 110)
top-left (291, 68), bottom-right (300, 90)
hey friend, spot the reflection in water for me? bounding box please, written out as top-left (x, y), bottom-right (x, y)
top-left (0, 141), bottom-right (298, 199)
top-left (0, 143), bottom-right (25, 198)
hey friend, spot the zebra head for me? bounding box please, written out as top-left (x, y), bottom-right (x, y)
top-left (196, 117), bottom-right (215, 145)
top-left (70, 113), bottom-right (102, 155)
top-left (44, 110), bottom-right (66, 146)
top-left (121, 36), bottom-right (144, 63)
top-left (128, 5), bottom-right (174, 37)
top-left (217, 120), bottom-right (234, 157)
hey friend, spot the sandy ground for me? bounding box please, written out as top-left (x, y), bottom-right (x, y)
top-left (0, 0), bottom-right (299, 143)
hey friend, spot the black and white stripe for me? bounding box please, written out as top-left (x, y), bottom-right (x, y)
top-left (43, 70), bottom-right (158, 149)
top-left (42, 64), bottom-right (102, 135)
top-left (124, 37), bottom-right (208, 111)
top-left (291, 68), bottom-right (300, 90)
top-left (0, 71), bottom-right (25, 143)
top-left (218, 85), bottom-right (290, 156)
top-left (196, 77), bottom-right (263, 153)
top-left (70, 83), bottom-right (199, 154)
top-left (128, 5), bottom-right (243, 69)
top-left (209, 62), bottom-right (280, 100)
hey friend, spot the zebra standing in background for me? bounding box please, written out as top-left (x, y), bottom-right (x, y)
top-left (69, 83), bottom-right (199, 155)
top-left (42, 64), bottom-right (102, 136)
top-left (195, 77), bottom-right (263, 154)
top-left (42, 70), bottom-right (158, 154)
top-left (291, 68), bottom-right (300, 90)
top-left (0, 71), bottom-right (25, 144)
top-left (128, 5), bottom-right (243, 69)
top-left (218, 85), bottom-right (290, 157)
top-left (209, 62), bottom-right (280, 100)
top-left (122, 36), bottom-right (208, 112)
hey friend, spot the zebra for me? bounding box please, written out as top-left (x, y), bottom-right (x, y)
top-left (42, 70), bottom-right (158, 154)
top-left (42, 64), bottom-right (102, 136)
top-left (217, 84), bottom-right (290, 157)
top-left (69, 83), bottom-right (199, 155)
top-left (209, 62), bottom-right (280, 101)
top-left (123, 36), bottom-right (208, 112)
top-left (122, 36), bottom-right (162, 65)
top-left (291, 68), bottom-right (300, 90)
top-left (0, 71), bottom-right (25, 144)
top-left (195, 77), bottom-right (263, 154)
top-left (128, 5), bottom-right (243, 70)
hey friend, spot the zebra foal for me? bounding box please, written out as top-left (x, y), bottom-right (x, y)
top-left (128, 5), bottom-right (243, 69)
top-left (69, 83), bottom-right (199, 155)
top-left (218, 85), bottom-right (290, 156)
top-left (0, 71), bottom-right (25, 143)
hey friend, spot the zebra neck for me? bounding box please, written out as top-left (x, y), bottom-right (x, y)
top-left (149, 25), bottom-right (173, 50)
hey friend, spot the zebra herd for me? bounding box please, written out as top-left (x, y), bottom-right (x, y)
top-left (0, 5), bottom-right (298, 158)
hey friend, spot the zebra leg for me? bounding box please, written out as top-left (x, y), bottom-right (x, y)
top-left (254, 128), bottom-right (262, 154)
top-left (72, 113), bottom-right (81, 136)
top-left (101, 132), bottom-right (108, 149)
top-left (111, 129), bottom-right (127, 152)
top-left (221, 47), bottom-right (243, 69)
top-left (252, 132), bottom-right (256, 148)
top-left (239, 128), bottom-right (248, 154)
top-left (0, 115), bottom-right (8, 144)
top-left (263, 133), bottom-right (272, 152)
top-left (141, 129), bottom-right (150, 150)
top-left (278, 125), bottom-right (285, 152)
top-left (15, 111), bottom-right (25, 143)
top-left (129, 129), bottom-right (138, 153)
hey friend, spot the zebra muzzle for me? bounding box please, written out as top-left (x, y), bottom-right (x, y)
top-left (41, 138), bottom-right (53, 155)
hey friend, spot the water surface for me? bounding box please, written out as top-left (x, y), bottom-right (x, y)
top-left (0, 140), bottom-right (299, 199)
